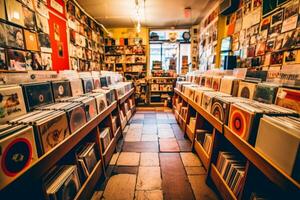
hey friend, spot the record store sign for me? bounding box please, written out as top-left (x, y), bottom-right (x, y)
top-left (267, 69), bottom-right (300, 87)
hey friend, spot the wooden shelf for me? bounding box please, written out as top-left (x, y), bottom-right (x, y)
top-left (119, 88), bottom-right (135, 104)
top-left (186, 124), bottom-right (195, 142)
top-left (210, 164), bottom-right (237, 200)
top-left (0, 101), bottom-right (118, 195)
top-left (188, 99), bottom-right (223, 133)
top-left (194, 140), bottom-right (210, 170)
top-left (223, 126), bottom-right (300, 195)
top-left (103, 137), bottom-right (117, 167)
top-left (74, 160), bottom-right (104, 200)
top-left (174, 88), bottom-right (188, 102)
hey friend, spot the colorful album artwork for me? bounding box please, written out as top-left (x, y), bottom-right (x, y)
top-left (281, 0), bottom-right (299, 33)
top-left (283, 50), bottom-right (300, 64)
top-left (6, 0), bottom-right (24, 26)
top-left (0, 22), bottom-right (7, 46)
top-left (38, 33), bottom-right (52, 53)
top-left (23, 6), bottom-right (36, 30)
top-left (25, 51), bottom-right (32, 70)
top-left (41, 53), bottom-right (52, 70)
top-left (24, 30), bottom-right (39, 51)
top-left (282, 29), bottom-right (299, 49)
top-left (7, 49), bottom-right (27, 71)
top-left (270, 52), bottom-right (284, 65)
top-left (256, 41), bottom-right (266, 56)
top-left (6, 24), bottom-right (24, 49)
top-left (0, 47), bottom-right (7, 70)
top-left (276, 87), bottom-right (300, 113)
top-left (36, 14), bottom-right (49, 34)
top-left (32, 52), bottom-right (43, 70)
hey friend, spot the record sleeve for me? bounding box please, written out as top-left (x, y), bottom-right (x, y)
top-left (6, 0), bottom-right (24, 26)
top-left (100, 128), bottom-right (111, 152)
top-left (275, 87), bottom-right (300, 113)
top-left (52, 80), bottom-right (72, 101)
top-left (22, 82), bottom-right (54, 111)
top-left (38, 32), bottom-right (52, 53)
top-left (7, 49), bottom-right (27, 71)
top-left (21, 0), bottom-right (34, 10)
top-left (66, 104), bottom-right (86, 133)
top-left (0, 125), bottom-right (38, 189)
top-left (6, 24), bottom-right (25, 49)
top-left (24, 30), bottom-right (39, 51)
top-left (82, 78), bottom-right (94, 93)
top-left (23, 6), bottom-right (36, 30)
top-left (0, 85), bottom-right (27, 124)
top-left (34, 111), bottom-right (70, 155)
top-left (82, 98), bottom-right (97, 122)
top-left (0, 47), bottom-right (7, 70)
top-left (36, 13), bottom-right (49, 34)
top-left (41, 53), bottom-right (52, 70)
top-left (253, 83), bottom-right (278, 104)
top-left (33, 0), bottom-right (49, 18)
top-left (70, 79), bottom-right (84, 97)
top-left (237, 81), bottom-right (257, 99)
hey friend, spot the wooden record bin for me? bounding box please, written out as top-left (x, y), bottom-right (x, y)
top-left (172, 89), bottom-right (300, 199)
top-left (1, 89), bottom-right (136, 200)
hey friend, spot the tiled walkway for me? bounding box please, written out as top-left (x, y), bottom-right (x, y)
top-left (92, 108), bottom-right (219, 200)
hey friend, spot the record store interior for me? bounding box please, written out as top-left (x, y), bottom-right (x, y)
top-left (1, 0), bottom-right (300, 199)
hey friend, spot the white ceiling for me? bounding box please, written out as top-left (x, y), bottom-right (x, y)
top-left (77, 0), bottom-right (219, 28)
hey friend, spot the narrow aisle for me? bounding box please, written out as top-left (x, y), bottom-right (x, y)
top-left (92, 108), bottom-right (219, 200)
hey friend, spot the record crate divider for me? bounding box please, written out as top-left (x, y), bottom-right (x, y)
top-left (172, 89), bottom-right (300, 199)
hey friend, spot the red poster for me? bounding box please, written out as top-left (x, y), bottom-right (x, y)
top-left (48, 11), bottom-right (69, 71)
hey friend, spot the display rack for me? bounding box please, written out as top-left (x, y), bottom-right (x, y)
top-left (148, 77), bottom-right (176, 105)
top-left (1, 88), bottom-right (136, 200)
top-left (173, 89), bottom-right (300, 199)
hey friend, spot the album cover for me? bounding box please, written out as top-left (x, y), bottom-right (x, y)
top-left (0, 85), bottom-right (27, 124)
top-left (6, 0), bottom-right (24, 26)
top-left (76, 143), bottom-right (97, 179)
top-left (44, 165), bottom-right (81, 200)
top-left (36, 14), bottom-right (49, 34)
top-left (35, 112), bottom-right (70, 155)
top-left (253, 83), bottom-right (278, 104)
top-left (0, 47), bottom-right (7, 70)
top-left (33, 0), bottom-right (49, 18)
top-left (282, 29), bottom-right (298, 49)
top-left (22, 82), bottom-right (54, 111)
top-left (38, 33), bottom-right (52, 53)
top-left (237, 81), bottom-right (257, 99)
top-left (69, 79), bottom-right (84, 97)
top-left (93, 78), bottom-right (100, 89)
top-left (23, 6), bottom-right (36, 30)
top-left (220, 77), bottom-right (239, 96)
top-left (70, 57), bottom-right (78, 70)
top-left (255, 41), bottom-right (266, 56)
top-left (275, 87), bottom-right (300, 113)
top-left (0, 125), bottom-right (38, 189)
top-left (91, 93), bottom-right (107, 113)
top-left (0, 22), bottom-right (7, 46)
top-left (66, 104), bottom-right (86, 133)
top-left (247, 45), bottom-right (256, 57)
top-left (212, 77), bottom-right (222, 91)
top-left (281, 1), bottom-right (298, 33)
top-left (228, 103), bottom-right (255, 143)
top-left (67, 1), bottom-right (75, 16)
top-left (7, 49), bottom-right (27, 71)
top-left (24, 30), bottom-right (39, 51)
top-left (41, 53), bottom-right (52, 70)
top-left (270, 52), bottom-right (283, 65)
top-left (82, 78), bottom-right (94, 93)
top-left (31, 52), bottom-right (44, 70)
top-left (100, 128), bottom-right (111, 152)
top-left (82, 98), bottom-right (97, 121)
top-left (205, 76), bottom-right (213, 88)
top-left (52, 80), bottom-right (72, 101)
top-left (6, 24), bottom-right (24, 49)
top-left (271, 9), bottom-right (283, 26)
top-left (274, 34), bottom-right (284, 50)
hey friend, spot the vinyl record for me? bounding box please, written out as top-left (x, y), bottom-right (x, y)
top-left (84, 99), bottom-right (97, 121)
top-left (229, 109), bottom-right (250, 138)
top-left (82, 79), bottom-right (94, 93)
top-left (211, 102), bottom-right (225, 122)
top-left (1, 138), bottom-right (32, 176)
top-left (69, 106), bottom-right (86, 133)
top-left (52, 81), bottom-right (72, 101)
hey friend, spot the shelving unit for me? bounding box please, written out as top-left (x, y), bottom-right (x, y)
top-left (1, 88), bottom-right (136, 200)
top-left (148, 77), bottom-right (176, 106)
top-left (173, 89), bottom-right (300, 199)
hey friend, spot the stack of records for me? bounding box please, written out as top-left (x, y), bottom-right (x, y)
top-left (85, 93), bottom-right (107, 114)
top-left (76, 143), bottom-right (98, 180)
top-left (193, 87), bottom-right (214, 105)
top-left (255, 116), bottom-right (300, 182)
top-left (69, 79), bottom-right (84, 97)
top-left (253, 83), bottom-right (279, 104)
top-left (100, 128), bottom-right (111, 152)
top-left (228, 101), bottom-right (297, 145)
top-left (0, 125), bottom-right (38, 189)
top-left (10, 110), bottom-right (70, 156)
top-left (219, 76), bottom-right (240, 96)
top-left (44, 165), bottom-right (81, 200)
top-left (216, 152), bottom-right (246, 197)
top-left (51, 80), bottom-right (72, 102)
top-left (201, 92), bottom-right (231, 112)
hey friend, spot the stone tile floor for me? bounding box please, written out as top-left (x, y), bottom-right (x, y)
top-left (91, 108), bottom-right (219, 200)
